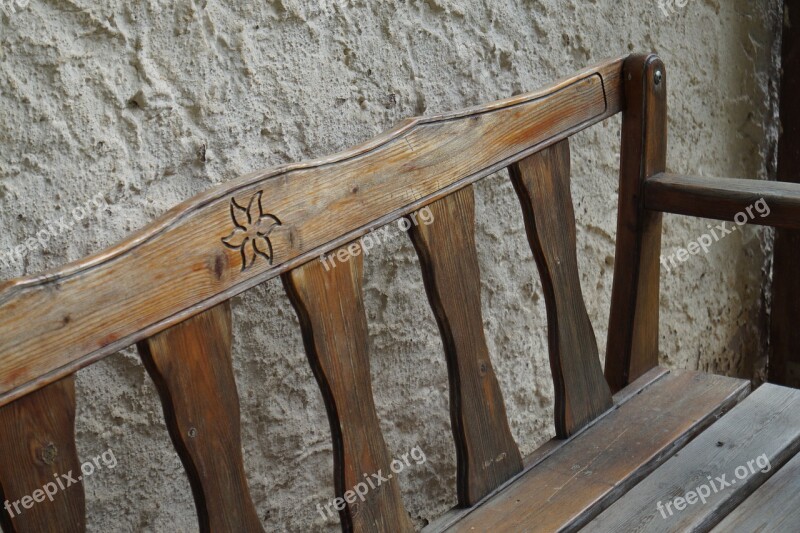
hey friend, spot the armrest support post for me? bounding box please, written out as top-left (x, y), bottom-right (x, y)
top-left (605, 55), bottom-right (667, 392)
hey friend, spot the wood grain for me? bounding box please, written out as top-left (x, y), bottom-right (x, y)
top-left (408, 186), bottom-right (523, 506)
top-left (137, 301), bottom-right (263, 533)
top-left (282, 243), bottom-right (413, 532)
top-left (605, 54), bottom-right (667, 392)
top-left (423, 366), bottom-right (670, 533)
top-left (711, 449), bottom-right (800, 532)
top-left (444, 370), bottom-right (749, 533)
top-left (645, 173), bottom-right (800, 229)
top-left (585, 383), bottom-right (800, 533)
top-left (0, 57), bottom-right (624, 409)
top-left (509, 139), bottom-right (613, 437)
top-left (0, 376), bottom-right (85, 533)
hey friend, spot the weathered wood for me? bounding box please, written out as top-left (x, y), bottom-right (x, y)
top-left (711, 449), bottom-right (800, 532)
top-left (605, 54), bottom-right (667, 392)
top-left (586, 384), bottom-right (800, 533)
top-left (282, 244), bottom-right (413, 532)
top-left (137, 302), bottom-right (263, 533)
top-left (444, 370), bottom-right (749, 533)
top-left (408, 186), bottom-right (523, 506)
top-left (0, 376), bottom-right (85, 533)
top-left (645, 173), bottom-right (800, 229)
top-left (424, 366), bottom-right (670, 533)
top-left (0, 57), bottom-right (625, 409)
top-left (509, 139), bottom-right (613, 437)
top-left (770, 0), bottom-right (800, 388)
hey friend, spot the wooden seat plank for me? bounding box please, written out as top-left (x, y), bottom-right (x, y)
top-left (712, 449), bottom-right (800, 532)
top-left (585, 383), bottom-right (800, 533)
top-left (408, 186), bottom-right (523, 506)
top-left (444, 370), bottom-right (749, 533)
top-left (137, 302), bottom-right (263, 533)
top-left (424, 367), bottom-right (670, 533)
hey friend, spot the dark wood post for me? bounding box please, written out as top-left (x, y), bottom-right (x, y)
top-left (769, 1), bottom-right (800, 388)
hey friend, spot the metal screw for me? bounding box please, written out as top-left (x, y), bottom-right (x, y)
top-left (188, 427), bottom-right (198, 438)
top-left (654, 69), bottom-right (663, 86)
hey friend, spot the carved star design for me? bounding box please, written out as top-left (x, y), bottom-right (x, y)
top-left (222, 191), bottom-right (281, 271)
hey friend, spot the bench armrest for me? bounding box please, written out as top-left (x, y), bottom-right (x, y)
top-left (644, 173), bottom-right (800, 229)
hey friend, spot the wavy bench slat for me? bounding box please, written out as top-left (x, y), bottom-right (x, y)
top-left (137, 302), bottom-right (263, 533)
top-left (509, 139), bottom-right (613, 437)
top-left (0, 376), bottom-right (85, 532)
top-left (408, 186), bottom-right (523, 506)
top-left (283, 244), bottom-right (413, 532)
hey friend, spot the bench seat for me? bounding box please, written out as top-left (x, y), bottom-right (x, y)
top-left (428, 368), bottom-right (750, 532)
top-left (433, 373), bottom-right (800, 533)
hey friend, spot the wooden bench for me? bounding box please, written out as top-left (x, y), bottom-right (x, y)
top-left (1, 53), bottom-right (799, 532)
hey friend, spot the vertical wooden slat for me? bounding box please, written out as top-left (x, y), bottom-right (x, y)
top-left (282, 244), bottom-right (413, 533)
top-left (137, 301), bottom-right (263, 533)
top-left (769, 1), bottom-right (800, 388)
top-left (605, 54), bottom-right (667, 392)
top-left (509, 139), bottom-right (613, 438)
top-left (407, 186), bottom-right (522, 506)
top-left (0, 376), bottom-right (85, 533)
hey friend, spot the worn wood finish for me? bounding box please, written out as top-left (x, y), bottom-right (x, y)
top-left (0, 58), bottom-right (625, 409)
top-left (645, 173), bottom-right (800, 230)
top-left (0, 376), bottom-right (85, 533)
top-left (509, 139), bottom-right (613, 437)
top-left (282, 244), bottom-right (413, 532)
top-left (444, 370), bottom-right (749, 533)
top-left (605, 54), bottom-right (667, 393)
top-left (408, 186), bottom-right (523, 506)
top-left (424, 366), bottom-right (670, 533)
top-left (586, 384), bottom-right (800, 532)
top-left (136, 301), bottom-right (263, 533)
top-left (712, 449), bottom-right (800, 532)
top-left (770, 0), bottom-right (800, 388)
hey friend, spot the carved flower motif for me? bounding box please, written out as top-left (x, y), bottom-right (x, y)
top-left (222, 191), bottom-right (281, 271)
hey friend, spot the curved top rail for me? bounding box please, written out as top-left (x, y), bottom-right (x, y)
top-left (0, 55), bottom-right (626, 407)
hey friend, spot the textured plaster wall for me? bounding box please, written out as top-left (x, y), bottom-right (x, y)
top-left (0, 0), bottom-right (782, 531)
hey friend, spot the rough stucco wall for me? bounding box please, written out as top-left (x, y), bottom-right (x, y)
top-left (0, 0), bottom-right (781, 531)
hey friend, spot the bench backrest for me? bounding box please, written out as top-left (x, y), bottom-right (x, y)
top-left (0, 53), bottom-right (667, 531)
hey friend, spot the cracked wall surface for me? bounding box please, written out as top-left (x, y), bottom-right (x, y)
top-left (0, 0), bottom-right (782, 531)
